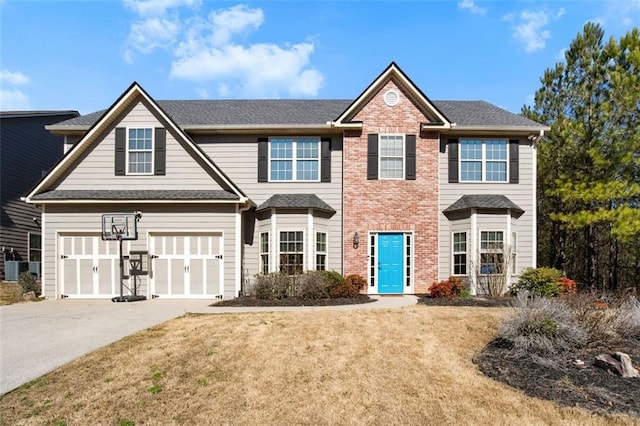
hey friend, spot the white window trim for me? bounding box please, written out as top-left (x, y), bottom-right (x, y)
top-left (451, 231), bottom-right (468, 276)
top-left (315, 231), bottom-right (328, 271)
top-left (459, 139), bottom-right (509, 183)
top-left (28, 232), bottom-right (41, 262)
top-left (259, 231), bottom-right (269, 275)
top-left (378, 134), bottom-right (405, 180)
top-left (277, 229), bottom-right (305, 273)
top-left (268, 137), bottom-right (321, 182)
top-left (479, 229), bottom-right (505, 274)
top-left (126, 127), bottom-right (154, 175)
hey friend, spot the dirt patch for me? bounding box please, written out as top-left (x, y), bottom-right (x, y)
top-left (211, 294), bottom-right (375, 307)
top-left (474, 340), bottom-right (640, 418)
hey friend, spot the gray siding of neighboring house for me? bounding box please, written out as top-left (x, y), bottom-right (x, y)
top-left (0, 112), bottom-right (78, 279)
top-left (42, 204), bottom-right (238, 298)
top-left (438, 137), bottom-right (535, 281)
top-left (194, 135), bottom-right (343, 282)
top-left (56, 102), bottom-right (225, 191)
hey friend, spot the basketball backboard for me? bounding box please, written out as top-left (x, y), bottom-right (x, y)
top-left (101, 213), bottom-right (140, 241)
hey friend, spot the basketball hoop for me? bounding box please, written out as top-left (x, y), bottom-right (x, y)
top-left (101, 212), bottom-right (145, 302)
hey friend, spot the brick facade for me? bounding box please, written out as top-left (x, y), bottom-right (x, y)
top-left (343, 80), bottom-right (439, 293)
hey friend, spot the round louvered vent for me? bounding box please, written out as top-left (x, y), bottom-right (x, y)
top-left (384, 89), bottom-right (399, 107)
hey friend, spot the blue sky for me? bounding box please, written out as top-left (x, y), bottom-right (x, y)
top-left (1, 0), bottom-right (639, 115)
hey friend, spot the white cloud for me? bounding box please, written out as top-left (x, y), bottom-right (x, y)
top-left (171, 41), bottom-right (323, 97)
top-left (557, 48), bottom-right (567, 61)
top-left (123, 0), bottom-right (199, 17)
top-left (458, 0), bottom-right (486, 15)
top-left (0, 70), bottom-right (30, 85)
top-left (504, 10), bottom-right (557, 53)
top-left (123, 2), bottom-right (324, 98)
top-left (0, 88), bottom-right (30, 110)
top-left (0, 70), bottom-right (30, 110)
top-left (556, 8), bottom-right (566, 19)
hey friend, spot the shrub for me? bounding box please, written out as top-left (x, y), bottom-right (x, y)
top-left (429, 276), bottom-right (464, 298)
top-left (251, 273), bottom-right (291, 299)
top-left (497, 292), bottom-right (588, 357)
top-left (294, 271), bottom-right (330, 300)
top-left (18, 271), bottom-right (40, 296)
top-left (330, 274), bottom-right (366, 298)
top-left (558, 277), bottom-right (577, 294)
top-left (612, 295), bottom-right (640, 343)
top-left (510, 267), bottom-right (563, 297)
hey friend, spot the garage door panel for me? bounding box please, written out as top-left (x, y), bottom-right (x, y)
top-left (62, 259), bottom-right (80, 296)
top-left (205, 258), bottom-right (220, 295)
top-left (98, 259), bottom-right (114, 295)
top-left (153, 259), bottom-right (169, 295)
top-left (79, 259), bottom-right (95, 295)
top-left (170, 259), bottom-right (184, 295)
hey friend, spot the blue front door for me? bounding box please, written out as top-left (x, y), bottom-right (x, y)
top-left (378, 233), bottom-right (404, 293)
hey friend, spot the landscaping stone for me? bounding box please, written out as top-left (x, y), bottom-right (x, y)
top-left (594, 352), bottom-right (639, 378)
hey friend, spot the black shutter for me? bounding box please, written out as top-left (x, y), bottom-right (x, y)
top-left (114, 127), bottom-right (126, 176)
top-left (509, 139), bottom-right (519, 183)
top-left (154, 128), bottom-right (166, 175)
top-left (257, 137), bottom-right (268, 182)
top-left (448, 138), bottom-right (459, 183)
top-left (405, 134), bottom-right (416, 180)
top-left (367, 134), bottom-right (378, 180)
top-left (321, 137), bottom-right (331, 182)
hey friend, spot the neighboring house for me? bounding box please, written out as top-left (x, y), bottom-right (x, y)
top-left (0, 110), bottom-right (79, 280)
top-left (25, 63), bottom-right (548, 299)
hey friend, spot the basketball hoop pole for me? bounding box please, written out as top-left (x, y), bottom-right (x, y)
top-left (118, 235), bottom-right (124, 301)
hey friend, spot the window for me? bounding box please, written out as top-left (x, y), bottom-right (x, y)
top-left (316, 232), bottom-right (327, 271)
top-left (453, 232), bottom-right (467, 275)
top-left (128, 128), bottom-right (153, 174)
top-left (379, 134), bottom-right (404, 179)
top-left (260, 232), bottom-right (269, 274)
top-left (405, 234), bottom-right (412, 287)
top-left (511, 232), bottom-right (517, 274)
top-left (460, 139), bottom-right (507, 182)
top-left (279, 231), bottom-right (304, 274)
top-left (270, 137), bottom-right (320, 181)
top-left (369, 234), bottom-right (376, 287)
top-left (480, 231), bottom-right (504, 274)
top-left (29, 233), bottom-right (41, 262)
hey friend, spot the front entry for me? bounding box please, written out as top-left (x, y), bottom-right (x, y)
top-left (377, 233), bottom-right (404, 293)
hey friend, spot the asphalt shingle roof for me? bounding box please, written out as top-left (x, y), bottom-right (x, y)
top-left (256, 194), bottom-right (335, 213)
top-left (30, 190), bottom-right (240, 201)
top-left (444, 194), bottom-right (524, 213)
top-left (57, 100), bottom-right (543, 129)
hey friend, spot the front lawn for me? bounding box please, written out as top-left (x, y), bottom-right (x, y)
top-left (0, 306), bottom-right (636, 425)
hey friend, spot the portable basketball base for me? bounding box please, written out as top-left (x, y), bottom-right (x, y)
top-left (101, 212), bottom-right (147, 303)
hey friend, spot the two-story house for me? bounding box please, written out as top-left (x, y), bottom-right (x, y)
top-left (25, 63), bottom-right (548, 299)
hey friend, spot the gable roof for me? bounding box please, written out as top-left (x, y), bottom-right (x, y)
top-left (25, 82), bottom-right (248, 204)
top-left (331, 62), bottom-right (452, 130)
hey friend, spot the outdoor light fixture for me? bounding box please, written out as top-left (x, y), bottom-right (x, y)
top-left (353, 232), bottom-right (360, 249)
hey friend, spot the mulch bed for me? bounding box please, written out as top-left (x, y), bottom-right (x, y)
top-left (211, 295), bottom-right (375, 307)
top-left (420, 295), bottom-right (640, 418)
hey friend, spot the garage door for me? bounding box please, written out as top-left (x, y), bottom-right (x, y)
top-left (149, 233), bottom-right (223, 299)
top-left (58, 234), bottom-right (130, 298)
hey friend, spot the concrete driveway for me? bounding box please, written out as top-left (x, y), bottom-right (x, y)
top-left (0, 299), bottom-right (212, 395)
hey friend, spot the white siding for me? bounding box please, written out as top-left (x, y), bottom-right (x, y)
top-left (43, 204), bottom-right (238, 299)
top-left (57, 102), bottom-right (224, 191)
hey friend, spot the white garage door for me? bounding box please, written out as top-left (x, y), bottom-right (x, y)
top-left (58, 234), bottom-right (131, 298)
top-left (149, 233), bottom-right (223, 299)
